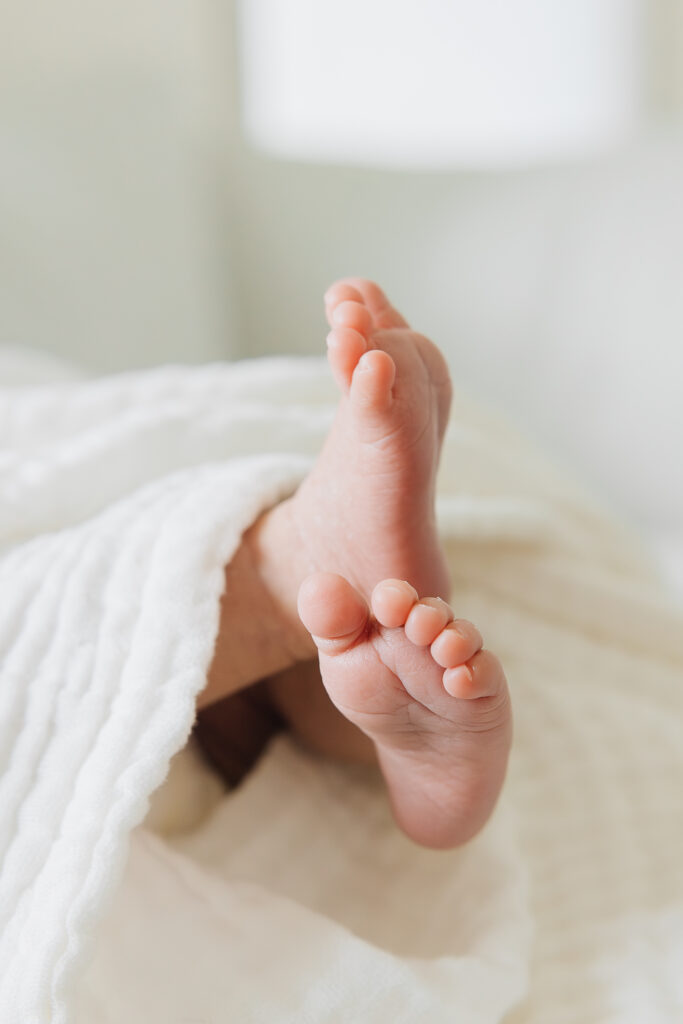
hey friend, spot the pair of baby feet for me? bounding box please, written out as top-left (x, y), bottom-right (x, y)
top-left (276, 279), bottom-right (512, 849)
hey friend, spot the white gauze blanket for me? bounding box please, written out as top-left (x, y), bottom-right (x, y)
top-left (1, 353), bottom-right (682, 1024)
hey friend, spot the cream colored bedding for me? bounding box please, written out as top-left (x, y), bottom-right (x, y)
top-left (1, 352), bottom-right (682, 1022)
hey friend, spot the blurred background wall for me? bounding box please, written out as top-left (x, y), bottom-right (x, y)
top-left (1, 0), bottom-right (682, 585)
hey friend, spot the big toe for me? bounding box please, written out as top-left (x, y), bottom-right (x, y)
top-left (297, 572), bottom-right (369, 654)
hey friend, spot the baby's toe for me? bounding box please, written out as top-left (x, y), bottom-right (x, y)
top-left (404, 598), bottom-right (453, 646)
top-left (324, 282), bottom-right (364, 326)
top-left (349, 350), bottom-right (396, 412)
top-left (443, 649), bottom-right (506, 701)
top-left (326, 327), bottom-right (368, 392)
top-left (431, 619), bottom-right (483, 669)
top-left (371, 579), bottom-right (418, 628)
top-left (331, 299), bottom-right (374, 338)
top-left (335, 278), bottom-right (409, 330)
top-left (298, 572), bottom-right (369, 655)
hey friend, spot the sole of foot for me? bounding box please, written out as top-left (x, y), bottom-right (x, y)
top-left (298, 571), bottom-right (512, 850)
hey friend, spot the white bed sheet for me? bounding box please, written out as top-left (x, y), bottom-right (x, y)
top-left (1, 348), bottom-right (682, 1023)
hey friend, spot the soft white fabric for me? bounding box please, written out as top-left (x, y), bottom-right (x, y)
top-left (1, 352), bottom-right (682, 1023)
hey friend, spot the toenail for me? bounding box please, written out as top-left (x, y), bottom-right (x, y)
top-left (443, 664), bottom-right (473, 697)
top-left (456, 624), bottom-right (483, 652)
top-left (381, 582), bottom-right (409, 596)
top-left (324, 285), bottom-right (346, 303)
top-left (332, 305), bottom-right (350, 325)
top-left (332, 301), bottom-right (367, 326)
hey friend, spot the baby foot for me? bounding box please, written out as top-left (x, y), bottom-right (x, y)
top-left (252, 279), bottom-right (452, 660)
top-left (310, 278), bottom-right (452, 598)
top-left (203, 280), bottom-right (453, 711)
top-left (298, 573), bottom-right (512, 849)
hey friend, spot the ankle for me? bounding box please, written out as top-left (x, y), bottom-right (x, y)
top-left (243, 502), bottom-right (315, 663)
top-left (199, 505), bottom-right (314, 709)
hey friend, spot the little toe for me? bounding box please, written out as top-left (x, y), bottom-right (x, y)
top-left (371, 579), bottom-right (419, 628)
top-left (404, 598), bottom-right (453, 647)
top-left (443, 649), bottom-right (506, 701)
top-left (338, 279), bottom-right (409, 330)
top-left (298, 572), bottom-right (369, 655)
top-left (349, 350), bottom-right (396, 412)
top-left (331, 300), bottom-right (374, 339)
top-left (326, 327), bottom-right (368, 392)
top-left (431, 619), bottom-right (483, 669)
